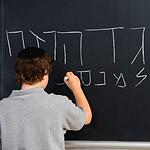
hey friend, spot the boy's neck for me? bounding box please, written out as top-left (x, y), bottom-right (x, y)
top-left (21, 82), bottom-right (42, 90)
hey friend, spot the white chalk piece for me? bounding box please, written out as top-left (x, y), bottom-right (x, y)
top-left (64, 76), bottom-right (69, 81)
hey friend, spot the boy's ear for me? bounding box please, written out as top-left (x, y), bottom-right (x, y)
top-left (42, 73), bottom-right (48, 81)
top-left (41, 70), bottom-right (47, 80)
top-left (45, 70), bottom-right (47, 74)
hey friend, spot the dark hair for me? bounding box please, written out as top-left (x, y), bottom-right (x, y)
top-left (14, 48), bottom-right (54, 85)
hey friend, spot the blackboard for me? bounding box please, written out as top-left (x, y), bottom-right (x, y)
top-left (1, 0), bottom-right (150, 141)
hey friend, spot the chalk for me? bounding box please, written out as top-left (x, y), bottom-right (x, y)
top-left (64, 76), bottom-right (69, 81)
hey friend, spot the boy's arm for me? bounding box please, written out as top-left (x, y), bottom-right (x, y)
top-left (64, 72), bottom-right (92, 125)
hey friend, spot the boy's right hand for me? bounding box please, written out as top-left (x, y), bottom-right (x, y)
top-left (64, 72), bottom-right (81, 92)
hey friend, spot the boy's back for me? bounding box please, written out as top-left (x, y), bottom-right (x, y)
top-left (0, 87), bottom-right (86, 150)
top-left (0, 47), bottom-right (92, 150)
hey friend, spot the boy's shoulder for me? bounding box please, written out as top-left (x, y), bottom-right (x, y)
top-left (0, 98), bottom-right (9, 111)
top-left (48, 93), bottom-right (72, 104)
top-left (0, 96), bottom-right (13, 105)
top-left (0, 97), bottom-right (8, 103)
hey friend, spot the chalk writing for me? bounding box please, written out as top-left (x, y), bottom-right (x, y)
top-left (57, 31), bottom-right (83, 66)
top-left (94, 71), bottom-right (106, 86)
top-left (43, 31), bottom-right (57, 60)
top-left (6, 30), bottom-right (25, 56)
top-left (4, 27), bottom-right (147, 88)
top-left (29, 30), bottom-right (45, 48)
top-left (85, 27), bottom-right (124, 63)
top-left (135, 67), bottom-right (147, 87)
top-left (114, 73), bottom-right (127, 88)
top-left (63, 43), bottom-right (67, 65)
top-left (6, 27), bottom-right (144, 65)
top-left (57, 82), bottom-right (65, 86)
top-left (130, 27), bottom-right (145, 65)
top-left (55, 68), bottom-right (146, 88)
top-left (77, 70), bottom-right (91, 86)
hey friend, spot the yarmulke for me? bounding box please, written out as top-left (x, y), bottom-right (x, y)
top-left (17, 47), bottom-right (46, 60)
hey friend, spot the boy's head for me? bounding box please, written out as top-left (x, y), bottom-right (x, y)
top-left (14, 47), bottom-right (54, 86)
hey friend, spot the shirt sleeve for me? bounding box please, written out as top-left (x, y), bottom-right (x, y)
top-left (0, 111), bottom-right (1, 150)
top-left (0, 140), bottom-right (1, 150)
top-left (62, 97), bottom-right (86, 131)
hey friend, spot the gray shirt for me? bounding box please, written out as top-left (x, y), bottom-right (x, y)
top-left (0, 87), bottom-right (86, 150)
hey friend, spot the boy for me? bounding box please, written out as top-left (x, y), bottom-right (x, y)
top-left (0, 47), bottom-right (92, 150)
